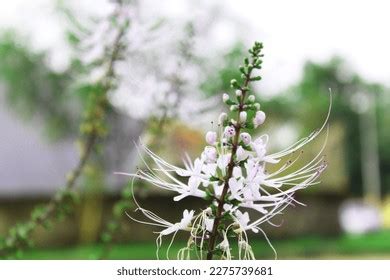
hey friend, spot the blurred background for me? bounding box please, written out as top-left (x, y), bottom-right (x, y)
top-left (0, 0), bottom-right (389, 259)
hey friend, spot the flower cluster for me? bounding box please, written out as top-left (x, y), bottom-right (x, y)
top-left (119, 42), bottom-right (330, 260)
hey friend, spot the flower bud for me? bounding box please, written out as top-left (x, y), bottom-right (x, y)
top-left (254, 103), bottom-right (260, 110)
top-left (248, 95), bottom-right (255, 102)
top-left (203, 146), bottom-right (217, 163)
top-left (230, 79), bottom-right (239, 88)
top-left (239, 111), bottom-right (247, 123)
top-left (235, 89), bottom-right (242, 97)
top-left (230, 105), bottom-right (238, 111)
top-left (240, 132), bottom-right (252, 145)
top-left (253, 111), bottom-right (266, 128)
top-left (205, 131), bottom-right (217, 145)
top-left (224, 126), bottom-right (236, 138)
top-left (218, 112), bottom-right (227, 124)
top-left (222, 93), bottom-right (229, 103)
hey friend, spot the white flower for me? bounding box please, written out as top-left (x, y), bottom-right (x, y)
top-left (228, 177), bottom-right (244, 201)
top-left (213, 183), bottom-right (224, 197)
top-left (205, 131), bottom-right (217, 145)
top-left (217, 231), bottom-right (231, 259)
top-left (223, 204), bottom-right (235, 212)
top-left (240, 132), bottom-right (251, 145)
top-left (128, 207), bottom-right (194, 237)
top-left (250, 135), bottom-right (279, 163)
top-left (205, 217), bottom-right (214, 232)
top-left (235, 89), bottom-right (242, 97)
top-left (201, 163), bottom-right (217, 179)
top-left (217, 154), bottom-right (231, 171)
top-left (117, 145), bottom-right (207, 202)
top-left (240, 189), bottom-right (268, 214)
top-left (224, 126), bottom-right (236, 138)
top-left (180, 157), bottom-right (204, 178)
top-left (248, 95), bottom-right (255, 102)
top-left (234, 210), bottom-right (258, 233)
top-left (232, 166), bottom-right (242, 178)
top-left (161, 209), bottom-right (195, 235)
top-left (244, 158), bottom-right (281, 188)
top-left (174, 176), bottom-right (204, 201)
top-left (253, 110), bottom-right (266, 128)
top-left (236, 146), bottom-right (249, 162)
top-left (217, 236), bottom-right (230, 251)
top-left (118, 77), bottom-right (332, 260)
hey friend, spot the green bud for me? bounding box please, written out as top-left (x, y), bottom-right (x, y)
top-left (230, 105), bottom-right (238, 111)
top-left (248, 95), bottom-right (255, 103)
top-left (226, 99), bottom-right (236, 105)
top-left (250, 76), bottom-right (262, 81)
top-left (230, 79), bottom-right (240, 89)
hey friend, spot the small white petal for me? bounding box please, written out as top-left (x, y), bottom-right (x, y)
top-left (233, 166), bottom-right (242, 178)
top-left (205, 218), bottom-right (214, 232)
top-left (217, 154), bottom-right (231, 170)
top-left (236, 146), bottom-right (249, 162)
top-left (235, 210), bottom-right (250, 228)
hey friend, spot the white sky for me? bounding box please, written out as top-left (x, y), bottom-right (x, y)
top-left (0, 0), bottom-right (389, 94)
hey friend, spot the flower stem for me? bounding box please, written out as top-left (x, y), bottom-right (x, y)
top-left (206, 72), bottom-right (252, 260)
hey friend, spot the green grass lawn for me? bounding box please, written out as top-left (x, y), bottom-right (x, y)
top-left (19, 231), bottom-right (390, 260)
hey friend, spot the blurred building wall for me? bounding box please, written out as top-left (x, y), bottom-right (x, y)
top-left (0, 95), bottom-right (78, 197)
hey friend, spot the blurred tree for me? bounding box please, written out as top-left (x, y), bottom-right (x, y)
top-left (277, 58), bottom-right (388, 197)
top-left (0, 32), bottom-right (82, 140)
top-left (201, 43), bottom-right (389, 198)
top-left (0, 0), bottom-right (133, 257)
top-left (377, 92), bottom-right (390, 195)
top-left (200, 43), bottom-right (245, 96)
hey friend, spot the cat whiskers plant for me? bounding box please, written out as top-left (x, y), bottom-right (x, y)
top-left (118, 41), bottom-right (331, 260)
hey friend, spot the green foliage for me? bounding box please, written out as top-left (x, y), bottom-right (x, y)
top-left (0, 32), bottom-right (82, 140)
top-left (203, 51), bottom-right (388, 196)
top-left (280, 57), bottom-right (388, 195)
top-left (14, 230), bottom-right (390, 259)
top-left (0, 0), bottom-right (131, 258)
top-left (200, 43), bottom-right (246, 96)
